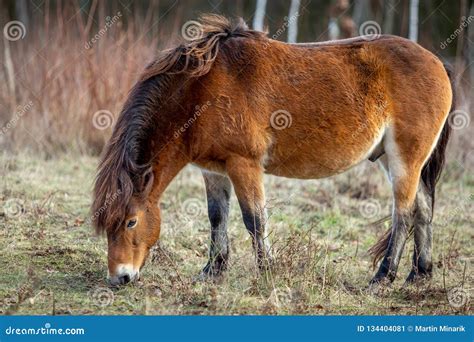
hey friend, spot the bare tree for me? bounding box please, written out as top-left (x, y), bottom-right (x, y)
top-left (469, 2), bottom-right (474, 88)
top-left (383, 0), bottom-right (396, 34)
top-left (15, 0), bottom-right (29, 28)
top-left (328, 0), bottom-right (355, 40)
top-left (253, 0), bottom-right (267, 32)
top-left (353, 0), bottom-right (371, 28)
top-left (408, 0), bottom-right (419, 42)
top-left (287, 0), bottom-right (300, 43)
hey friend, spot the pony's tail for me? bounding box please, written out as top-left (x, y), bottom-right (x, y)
top-left (420, 64), bottom-right (454, 214)
top-left (369, 63), bottom-right (455, 266)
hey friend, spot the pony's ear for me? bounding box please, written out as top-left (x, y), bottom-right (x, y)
top-left (140, 168), bottom-right (154, 197)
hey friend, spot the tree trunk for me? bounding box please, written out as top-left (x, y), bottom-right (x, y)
top-left (467, 2), bottom-right (474, 94)
top-left (15, 0), bottom-right (29, 28)
top-left (253, 0), bottom-right (267, 31)
top-left (383, 0), bottom-right (396, 34)
top-left (408, 0), bottom-right (419, 42)
top-left (287, 0), bottom-right (300, 43)
top-left (353, 0), bottom-right (371, 28)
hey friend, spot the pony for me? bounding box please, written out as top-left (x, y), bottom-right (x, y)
top-left (91, 15), bottom-right (454, 286)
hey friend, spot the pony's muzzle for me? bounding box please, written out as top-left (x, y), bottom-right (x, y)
top-left (107, 264), bottom-right (139, 286)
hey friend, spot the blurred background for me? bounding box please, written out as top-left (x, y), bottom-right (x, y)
top-left (0, 0), bottom-right (472, 157)
top-left (0, 1), bottom-right (472, 315)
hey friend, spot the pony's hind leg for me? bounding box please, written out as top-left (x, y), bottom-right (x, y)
top-left (226, 156), bottom-right (272, 270)
top-left (406, 182), bottom-right (434, 282)
top-left (370, 154), bottom-right (421, 284)
top-left (198, 171), bottom-right (232, 279)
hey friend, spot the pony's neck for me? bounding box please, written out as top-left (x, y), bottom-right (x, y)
top-left (149, 142), bottom-right (189, 202)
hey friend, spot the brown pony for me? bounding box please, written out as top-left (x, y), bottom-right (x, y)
top-left (91, 15), bottom-right (454, 286)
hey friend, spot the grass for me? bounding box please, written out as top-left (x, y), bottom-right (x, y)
top-left (0, 152), bottom-right (472, 315)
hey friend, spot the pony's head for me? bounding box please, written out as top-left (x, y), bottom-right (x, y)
top-left (91, 14), bottom-right (264, 285)
top-left (92, 142), bottom-right (161, 285)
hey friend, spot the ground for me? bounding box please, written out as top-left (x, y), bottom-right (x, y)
top-left (0, 153), bottom-right (472, 315)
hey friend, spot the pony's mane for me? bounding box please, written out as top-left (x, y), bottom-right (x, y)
top-left (91, 15), bottom-right (265, 233)
top-left (141, 14), bottom-right (265, 82)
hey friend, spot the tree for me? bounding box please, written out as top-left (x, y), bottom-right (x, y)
top-left (287, 0), bottom-right (300, 43)
top-left (408, 0), bottom-right (419, 42)
top-left (469, 2), bottom-right (474, 88)
top-left (253, 0), bottom-right (267, 31)
top-left (383, 0), bottom-right (396, 35)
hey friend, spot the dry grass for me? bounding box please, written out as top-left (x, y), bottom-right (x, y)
top-left (0, 2), bottom-right (182, 155)
top-left (0, 3), bottom-right (472, 316)
top-left (0, 152), bottom-right (472, 315)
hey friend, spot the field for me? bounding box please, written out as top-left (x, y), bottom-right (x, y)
top-left (0, 152), bottom-right (472, 315)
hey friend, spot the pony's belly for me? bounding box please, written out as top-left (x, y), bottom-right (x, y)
top-left (263, 135), bottom-right (383, 179)
top-left (264, 154), bottom-right (358, 179)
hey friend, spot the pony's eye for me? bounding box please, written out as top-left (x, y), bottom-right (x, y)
top-left (126, 218), bottom-right (138, 229)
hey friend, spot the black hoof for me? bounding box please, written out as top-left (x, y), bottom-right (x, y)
top-left (193, 260), bottom-right (227, 283)
top-left (368, 277), bottom-right (392, 295)
top-left (405, 268), bottom-right (432, 284)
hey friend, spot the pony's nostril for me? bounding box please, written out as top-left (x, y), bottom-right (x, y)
top-left (119, 274), bottom-right (131, 284)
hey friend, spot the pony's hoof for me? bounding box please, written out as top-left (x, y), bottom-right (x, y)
top-left (368, 276), bottom-right (392, 295)
top-left (192, 263), bottom-right (226, 283)
top-left (404, 270), bottom-right (432, 285)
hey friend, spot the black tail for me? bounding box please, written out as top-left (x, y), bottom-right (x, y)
top-left (420, 64), bottom-right (455, 216)
top-left (369, 63), bottom-right (455, 265)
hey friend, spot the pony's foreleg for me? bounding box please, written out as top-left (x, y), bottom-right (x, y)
top-left (406, 182), bottom-right (434, 282)
top-left (198, 171), bottom-right (232, 279)
top-left (226, 156), bottom-right (272, 270)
